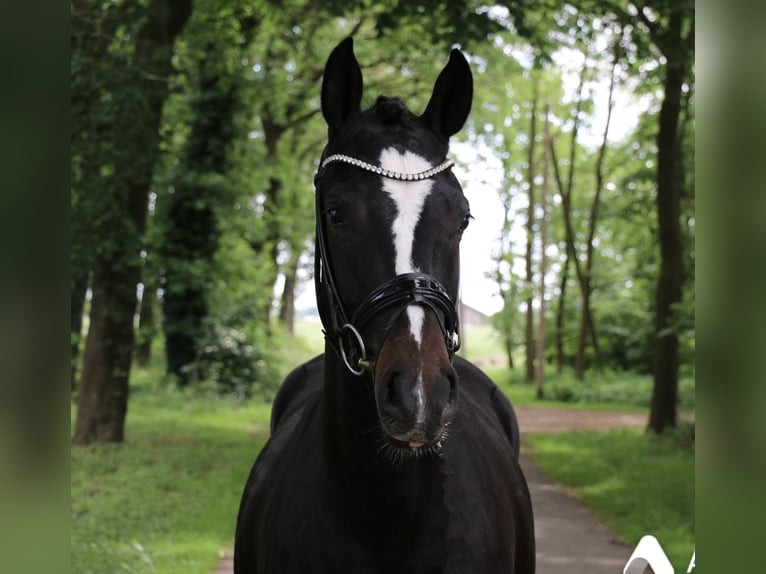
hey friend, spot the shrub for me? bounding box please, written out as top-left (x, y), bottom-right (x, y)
top-left (196, 325), bottom-right (280, 398)
top-left (545, 372), bottom-right (695, 410)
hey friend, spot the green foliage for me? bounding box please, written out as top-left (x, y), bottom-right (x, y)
top-left (545, 372), bottom-right (695, 410)
top-left (485, 365), bottom-right (694, 414)
top-left (372, 0), bottom-right (502, 49)
top-left (144, 1), bottom-right (508, 392)
top-left (71, 0), bottom-right (695, 445)
top-left (527, 427), bottom-right (695, 570)
top-left (195, 324), bottom-right (279, 399)
top-left (71, 363), bottom-right (272, 574)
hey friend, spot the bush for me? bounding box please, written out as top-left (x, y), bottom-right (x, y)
top-left (545, 372), bottom-right (695, 410)
top-left (195, 325), bottom-right (280, 399)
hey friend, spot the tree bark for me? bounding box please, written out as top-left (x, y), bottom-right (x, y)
top-left (279, 254), bottom-right (300, 333)
top-left (575, 45), bottom-right (618, 379)
top-left (73, 0), bottom-right (192, 445)
top-left (74, 257), bottom-right (138, 444)
top-left (648, 8), bottom-right (689, 433)
top-left (505, 333), bottom-right (515, 370)
top-left (548, 99), bottom-right (602, 380)
top-left (135, 280), bottom-right (157, 367)
top-left (535, 103), bottom-right (551, 399)
top-left (555, 253), bottom-right (570, 374)
top-left (70, 272), bottom-right (89, 390)
top-left (162, 15), bottom-right (257, 385)
top-left (524, 77), bottom-right (539, 383)
top-left (250, 112), bottom-right (288, 332)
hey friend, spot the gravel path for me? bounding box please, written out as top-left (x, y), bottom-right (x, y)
top-left (516, 405), bottom-right (647, 434)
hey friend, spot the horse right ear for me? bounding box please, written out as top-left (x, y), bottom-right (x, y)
top-left (420, 49), bottom-right (473, 141)
top-left (321, 37), bottom-right (363, 135)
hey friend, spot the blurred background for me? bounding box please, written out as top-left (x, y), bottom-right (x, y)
top-left (67, 0), bottom-right (700, 572)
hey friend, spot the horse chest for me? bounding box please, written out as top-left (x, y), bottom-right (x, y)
top-left (249, 428), bottom-right (516, 573)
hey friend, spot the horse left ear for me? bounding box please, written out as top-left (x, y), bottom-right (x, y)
top-left (421, 49), bottom-right (473, 140)
top-left (321, 37), bottom-right (363, 135)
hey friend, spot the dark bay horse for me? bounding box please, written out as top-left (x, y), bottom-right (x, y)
top-left (234, 37), bottom-right (535, 573)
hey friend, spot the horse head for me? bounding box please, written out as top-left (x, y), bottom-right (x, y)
top-left (315, 37), bottom-right (473, 459)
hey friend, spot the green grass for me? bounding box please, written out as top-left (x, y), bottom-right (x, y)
top-left (526, 426), bottom-right (695, 570)
top-left (484, 365), bottom-right (695, 413)
top-left (290, 319), bottom-right (326, 358)
top-left (457, 323), bottom-right (507, 362)
top-left (71, 361), bottom-right (272, 574)
top-left (72, 326), bottom-right (695, 573)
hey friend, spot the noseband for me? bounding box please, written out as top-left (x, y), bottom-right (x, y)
top-left (314, 154), bottom-right (461, 377)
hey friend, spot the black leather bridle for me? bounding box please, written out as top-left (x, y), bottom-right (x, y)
top-left (313, 154), bottom-right (461, 377)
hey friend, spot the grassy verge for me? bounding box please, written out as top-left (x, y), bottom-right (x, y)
top-left (485, 365), bottom-right (695, 413)
top-left (72, 323), bottom-right (694, 573)
top-left (71, 362), bottom-right (272, 574)
top-left (525, 426), bottom-right (695, 570)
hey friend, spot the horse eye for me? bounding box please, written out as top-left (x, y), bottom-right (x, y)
top-left (326, 208), bottom-right (346, 227)
top-left (459, 213), bottom-right (473, 234)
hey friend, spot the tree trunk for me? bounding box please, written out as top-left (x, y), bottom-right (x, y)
top-left (279, 255), bottom-right (300, 333)
top-left (162, 192), bottom-right (215, 385)
top-left (505, 334), bottom-right (515, 370)
top-left (535, 103), bottom-right (550, 399)
top-left (524, 78), bottom-right (539, 383)
top-left (548, 109), bottom-right (602, 380)
top-left (648, 15), bottom-right (687, 433)
top-left (251, 114), bottom-right (287, 331)
top-left (575, 46), bottom-right (617, 379)
top-left (135, 280), bottom-right (157, 367)
top-left (73, 259), bottom-right (137, 444)
top-left (162, 16), bottom-right (257, 384)
top-left (70, 271), bottom-right (89, 390)
top-left (73, 0), bottom-right (192, 445)
top-left (555, 253), bottom-right (569, 374)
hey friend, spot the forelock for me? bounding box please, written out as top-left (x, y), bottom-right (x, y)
top-left (371, 96), bottom-right (414, 127)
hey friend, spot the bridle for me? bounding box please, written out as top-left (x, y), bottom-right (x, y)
top-left (313, 153), bottom-right (461, 377)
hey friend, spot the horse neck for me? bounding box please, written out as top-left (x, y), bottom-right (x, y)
top-left (319, 348), bottom-right (449, 542)
top-left (320, 347), bottom-right (379, 464)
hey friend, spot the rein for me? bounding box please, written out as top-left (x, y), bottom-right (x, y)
top-left (314, 154), bottom-right (461, 377)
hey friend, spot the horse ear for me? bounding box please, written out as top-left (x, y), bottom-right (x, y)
top-left (321, 37), bottom-right (363, 134)
top-left (420, 49), bottom-right (473, 140)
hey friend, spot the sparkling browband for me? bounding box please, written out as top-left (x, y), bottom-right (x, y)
top-left (319, 154), bottom-right (454, 182)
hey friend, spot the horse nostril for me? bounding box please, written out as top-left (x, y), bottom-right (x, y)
top-left (441, 372), bottom-right (459, 424)
top-left (380, 373), bottom-right (409, 416)
top-left (385, 376), bottom-right (400, 406)
top-left (379, 373), bottom-right (420, 431)
top-left (377, 368), bottom-right (458, 442)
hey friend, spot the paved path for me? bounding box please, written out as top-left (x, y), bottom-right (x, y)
top-left (212, 406), bottom-right (645, 573)
top-left (516, 405), bottom-right (647, 434)
top-left (522, 457), bottom-right (633, 573)
top-left (211, 549), bottom-right (233, 574)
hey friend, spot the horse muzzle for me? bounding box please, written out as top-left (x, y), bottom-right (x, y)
top-left (373, 310), bottom-right (459, 452)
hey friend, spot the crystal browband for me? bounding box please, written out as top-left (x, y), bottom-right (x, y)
top-left (319, 154), bottom-right (455, 182)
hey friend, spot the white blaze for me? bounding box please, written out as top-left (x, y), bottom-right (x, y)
top-left (414, 371), bottom-right (425, 426)
top-left (379, 148), bottom-right (433, 347)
